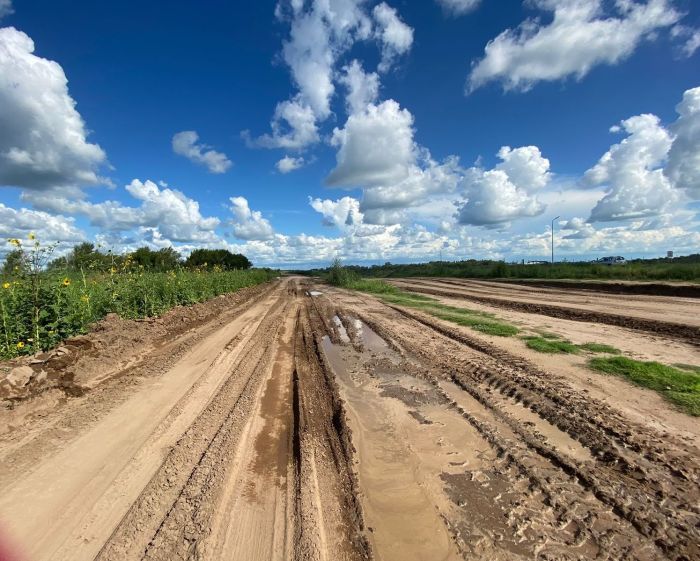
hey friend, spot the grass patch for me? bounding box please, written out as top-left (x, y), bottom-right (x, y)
top-left (589, 356), bottom-right (700, 416)
top-left (578, 342), bottom-right (621, 354)
top-left (523, 336), bottom-right (580, 354)
top-left (523, 336), bottom-right (621, 355)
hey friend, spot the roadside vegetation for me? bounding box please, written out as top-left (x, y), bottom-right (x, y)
top-left (0, 237), bottom-right (276, 359)
top-left (589, 357), bottom-right (700, 416)
top-left (327, 259), bottom-right (519, 336)
top-left (304, 254), bottom-right (700, 282)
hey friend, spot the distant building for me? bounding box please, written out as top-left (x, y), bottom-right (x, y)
top-left (594, 256), bottom-right (626, 265)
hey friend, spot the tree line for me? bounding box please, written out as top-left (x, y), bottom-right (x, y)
top-left (1, 243), bottom-right (253, 276)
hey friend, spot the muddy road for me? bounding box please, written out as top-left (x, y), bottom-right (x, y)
top-left (0, 277), bottom-right (698, 561)
top-left (388, 278), bottom-right (700, 346)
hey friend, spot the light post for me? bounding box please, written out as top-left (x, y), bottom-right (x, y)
top-left (551, 216), bottom-right (560, 264)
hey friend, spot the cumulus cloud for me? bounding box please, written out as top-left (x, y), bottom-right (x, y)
top-left (251, 0), bottom-right (412, 150)
top-left (0, 203), bottom-right (85, 245)
top-left (468, 0), bottom-right (680, 92)
top-left (0, 0), bottom-right (13, 20)
top-left (250, 0), bottom-right (375, 149)
top-left (310, 196), bottom-right (363, 229)
top-left (22, 180), bottom-right (220, 243)
top-left (665, 86), bottom-right (700, 199)
top-left (172, 131), bottom-right (232, 174)
top-left (245, 98), bottom-right (320, 150)
top-left (0, 27), bottom-right (108, 190)
top-left (435, 0), bottom-right (481, 16)
top-left (372, 2), bottom-right (414, 72)
top-left (326, 100), bottom-right (416, 188)
top-left (457, 145), bottom-right (550, 226)
top-left (276, 155), bottom-right (305, 173)
top-left (585, 114), bottom-right (678, 222)
top-left (339, 60), bottom-right (380, 115)
top-left (229, 196), bottom-right (275, 240)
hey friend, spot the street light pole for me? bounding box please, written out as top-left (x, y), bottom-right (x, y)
top-left (551, 216), bottom-right (560, 264)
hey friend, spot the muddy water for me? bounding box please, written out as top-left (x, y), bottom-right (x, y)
top-left (320, 317), bottom-right (503, 561)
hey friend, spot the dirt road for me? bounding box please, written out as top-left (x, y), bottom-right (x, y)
top-left (388, 278), bottom-right (700, 346)
top-left (0, 277), bottom-right (698, 561)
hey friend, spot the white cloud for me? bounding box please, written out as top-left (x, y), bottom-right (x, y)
top-left (671, 25), bottom-right (700, 57)
top-left (457, 145), bottom-right (550, 226)
top-left (339, 60), bottom-right (380, 115)
top-left (22, 180), bottom-right (221, 243)
top-left (468, 0), bottom-right (680, 92)
top-left (665, 86), bottom-right (700, 199)
top-left (251, 0), bottom-right (376, 149)
top-left (326, 100), bottom-right (416, 187)
top-left (252, 1), bottom-right (414, 150)
top-left (310, 196), bottom-right (362, 229)
top-left (372, 2), bottom-right (414, 72)
top-left (435, 0), bottom-right (481, 16)
top-left (276, 155), bottom-right (305, 173)
top-left (245, 98), bottom-right (319, 150)
top-left (0, 27), bottom-right (108, 189)
top-left (172, 131), bottom-right (232, 174)
top-left (0, 0), bottom-right (13, 20)
top-left (495, 145), bottom-right (550, 191)
top-left (229, 196), bottom-right (275, 240)
top-left (585, 114), bottom-right (678, 222)
top-left (0, 203), bottom-right (85, 244)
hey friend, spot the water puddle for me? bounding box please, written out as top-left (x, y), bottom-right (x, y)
top-left (351, 318), bottom-right (389, 354)
top-left (320, 323), bottom-right (476, 561)
top-left (332, 315), bottom-right (350, 344)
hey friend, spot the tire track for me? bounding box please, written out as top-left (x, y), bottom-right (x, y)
top-left (390, 278), bottom-right (700, 347)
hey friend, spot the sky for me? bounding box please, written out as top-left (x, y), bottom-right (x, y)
top-left (0, 0), bottom-right (699, 268)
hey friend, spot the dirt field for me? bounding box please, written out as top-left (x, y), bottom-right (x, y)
top-left (0, 277), bottom-right (698, 561)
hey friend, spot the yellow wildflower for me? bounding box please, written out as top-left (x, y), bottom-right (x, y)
top-left (81, 295), bottom-right (90, 302)
top-left (110, 267), bottom-right (117, 274)
top-left (62, 278), bottom-right (71, 287)
top-left (16, 341), bottom-right (25, 349)
top-left (8, 238), bottom-right (20, 247)
top-left (2, 282), bottom-right (9, 289)
top-left (28, 233), bottom-right (36, 240)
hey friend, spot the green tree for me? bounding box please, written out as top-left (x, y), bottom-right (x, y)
top-left (1, 249), bottom-right (27, 276)
top-left (185, 249), bottom-right (252, 270)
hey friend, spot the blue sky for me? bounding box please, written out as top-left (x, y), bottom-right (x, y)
top-left (0, 0), bottom-right (699, 267)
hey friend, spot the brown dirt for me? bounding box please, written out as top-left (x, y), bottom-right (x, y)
top-left (0, 277), bottom-right (697, 561)
top-left (388, 278), bottom-right (700, 346)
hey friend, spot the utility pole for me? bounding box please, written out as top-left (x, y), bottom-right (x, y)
top-left (551, 216), bottom-right (560, 264)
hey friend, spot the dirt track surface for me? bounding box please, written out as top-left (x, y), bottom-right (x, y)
top-left (0, 277), bottom-right (698, 561)
top-left (388, 278), bottom-right (700, 346)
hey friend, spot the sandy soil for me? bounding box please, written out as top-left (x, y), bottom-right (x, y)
top-left (0, 277), bottom-right (697, 561)
top-left (388, 278), bottom-right (700, 346)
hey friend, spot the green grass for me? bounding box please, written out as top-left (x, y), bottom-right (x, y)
top-left (333, 273), bottom-right (520, 337)
top-left (589, 356), bottom-right (700, 416)
top-left (578, 342), bottom-right (621, 354)
top-left (523, 336), bottom-right (581, 354)
top-left (522, 336), bottom-right (621, 355)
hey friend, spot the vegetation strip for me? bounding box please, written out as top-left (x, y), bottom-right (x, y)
top-left (523, 336), bottom-right (621, 355)
top-left (589, 357), bottom-right (700, 416)
top-left (1, 237), bottom-right (276, 358)
top-left (326, 262), bottom-right (519, 337)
